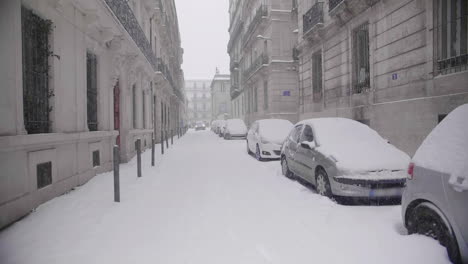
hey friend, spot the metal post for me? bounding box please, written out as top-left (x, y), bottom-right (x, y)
top-left (166, 130), bottom-right (169, 148)
top-left (171, 129), bottom-right (174, 145)
top-left (151, 135), bottom-right (155, 167)
top-left (136, 139), bottom-right (142, 178)
top-left (161, 129), bottom-right (164, 155)
top-left (113, 145), bottom-right (120, 203)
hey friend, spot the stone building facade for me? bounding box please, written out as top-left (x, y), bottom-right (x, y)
top-left (228, 0), bottom-right (299, 126)
top-left (210, 73), bottom-right (231, 120)
top-left (185, 80), bottom-right (212, 126)
top-left (0, 0), bottom-right (185, 228)
top-left (296, 0), bottom-right (468, 155)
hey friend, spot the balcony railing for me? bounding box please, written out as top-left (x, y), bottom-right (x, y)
top-left (242, 5), bottom-right (268, 46)
top-left (243, 53), bottom-right (269, 80)
top-left (228, 20), bottom-right (244, 52)
top-left (105, 0), bottom-right (183, 101)
top-left (329, 0), bottom-right (345, 13)
top-left (303, 2), bottom-right (324, 36)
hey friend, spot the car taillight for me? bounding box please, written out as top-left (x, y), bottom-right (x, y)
top-left (407, 162), bottom-right (415, 180)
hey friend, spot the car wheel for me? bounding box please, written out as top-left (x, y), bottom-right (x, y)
top-left (407, 203), bottom-right (461, 264)
top-left (315, 169), bottom-right (333, 198)
top-left (281, 156), bottom-right (295, 179)
top-left (256, 144), bottom-right (263, 161)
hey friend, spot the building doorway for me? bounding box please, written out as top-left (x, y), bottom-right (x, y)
top-left (114, 80), bottom-right (121, 146)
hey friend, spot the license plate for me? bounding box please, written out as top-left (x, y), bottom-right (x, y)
top-left (369, 188), bottom-right (403, 197)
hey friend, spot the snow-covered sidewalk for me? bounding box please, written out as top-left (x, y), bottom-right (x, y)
top-left (0, 130), bottom-right (450, 264)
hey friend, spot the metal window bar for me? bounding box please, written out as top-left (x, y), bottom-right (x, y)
top-left (329, 0), bottom-right (345, 13)
top-left (87, 52), bottom-right (98, 131)
top-left (352, 23), bottom-right (370, 94)
top-left (312, 52), bottom-right (323, 102)
top-left (435, 0), bottom-right (468, 75)
top-left (132, 85), bottom-right (137, 128)
top-left (22, 7), bottom-right (51, 134)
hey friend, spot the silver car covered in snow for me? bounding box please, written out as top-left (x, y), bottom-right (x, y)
top-left (402, 104), bottom-right (468, 264)
top-left (281, 118), bottom-right (410, 199)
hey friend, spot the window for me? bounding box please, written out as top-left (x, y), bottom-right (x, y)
top-left (132, 85), bottom-right (137, 129)
top-left (253, 86), bottom-right (258, 112)
top-left (87, 52), bottom-right (98, 131)
top-left (301, 125), bottom-right (314, 142)
top-left (263, 80), bottom-right (268, 110)
top-left (142, 91), bottom-right (146, 129)
top-left (290, 125), bottom-right (303, 142)
top-left (352, 23), bottom-right (370, 94)
top-left (22, 7), bottom-right (52, 134)
top-left (92, 150), bottom-right (100, 167)
top-left (435, 0), bottom-right (468, 74)
top-left (312, 51), bottom-right (323, 102)
top-left (37, 161), bottom-right (52, 189)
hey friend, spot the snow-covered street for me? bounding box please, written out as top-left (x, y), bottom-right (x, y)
top-left (0, 130), bottom-right (450, 264)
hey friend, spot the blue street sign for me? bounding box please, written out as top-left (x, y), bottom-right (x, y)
top-left (392, 73), bottom-right (398, 80)
top-left (283, 91), bottom-right (291, 96)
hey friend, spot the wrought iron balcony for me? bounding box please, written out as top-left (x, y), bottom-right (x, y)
top-left (242, 5), bottom-right (268, 46)
top-left (329, 0), bottom-right (345, 13)
top-left (228, 20), bottom-right (244, 52)
top-left (243, 53), bottom-right (269, 80)
top-left (303, 2), bottom-right (324, 37)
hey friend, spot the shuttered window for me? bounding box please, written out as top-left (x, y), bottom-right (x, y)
top-left (312, 51), bottom-right (323, 102)
top-left (86, 52), bottom-right (98, 131)
top-left (352, 23), bottom-right (370, 94)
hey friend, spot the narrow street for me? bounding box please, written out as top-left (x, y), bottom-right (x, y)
top-left (0, 130), bottom-right (449, 264)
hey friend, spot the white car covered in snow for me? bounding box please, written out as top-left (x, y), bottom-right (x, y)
top-left (402, 104), bottom-right (468, 264)
top-left (247, 119), bottom-right (294, 161)
top-left (223, 119), bottom-right (248, 140)
top-left (281, 118), bottom-right (410, 199)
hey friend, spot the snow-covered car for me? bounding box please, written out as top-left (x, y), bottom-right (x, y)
top-left (194, 122), bottom-right (206, 131)
top-left (402, 104), bottom-right (468, 264)
top-left (247, 119), bottom-right (293, 161)
top-left (211, 120), bottom-right (219, 132)
top-left (223, 119), bottom-right (247, 140)
top-left (281, 118), bottom-right (410, 199)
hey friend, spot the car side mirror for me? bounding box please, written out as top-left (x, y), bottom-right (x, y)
top-left (300, 141), bottom-right (314, 150)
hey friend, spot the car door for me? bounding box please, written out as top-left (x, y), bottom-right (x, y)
top-left (443, 171), bottom-right (468, 249)
top-left (287, 125), bottom-right (303, 176)
top-left (294, 125), bottom-right (317, 182)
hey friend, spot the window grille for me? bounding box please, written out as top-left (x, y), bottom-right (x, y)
top-left (22, 7), bottom-right (52, 134)
top-left (87, 52), bottom-right (98, 131)
top-left (435, 0), bottom-right (468, 75)
top-left (352, 23), bottom-right (370, 94)
top-left (37, 161), bottom-right (52, 189)
top-left (312, 51), bottom-right (323, 102)
top-left (142, 91), bottom-right (146, 129)
top-left (263, 80), bottom-right (269, 110)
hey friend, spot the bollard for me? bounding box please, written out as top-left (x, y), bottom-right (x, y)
top-left (136, 139), bottom-right (142, 178)
top-left (151, 135), bottom-right (155, 167)
top-left (166, 130), bottom-right (169, 149)
top-left (113, 145), bottom-right (120, 203)
top-left (171, 129), bottom-right (174, 145)
top-left (161, 130), bottom-right (164, 155)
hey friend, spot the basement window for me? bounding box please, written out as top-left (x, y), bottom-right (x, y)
top-left (92, 150), bottom-right (100, 167)
top-left (37, 161), bottom-right (52, 189)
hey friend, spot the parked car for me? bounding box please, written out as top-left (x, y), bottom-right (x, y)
top-left (247, 119), bottom-right (293, 161)
top-left (223, 119), bottom-right (247, 140)
top-left (194, 121), bottom-right (206, 131)
top-left (211, 120), bottom-right (219, 132)
top-left (281, 118), bottom-right (410, 199)
top-left (402, 104), bottom-right (468, 264)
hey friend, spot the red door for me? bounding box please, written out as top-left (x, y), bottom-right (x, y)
top-left (114, 80), bottom-right (121, 146)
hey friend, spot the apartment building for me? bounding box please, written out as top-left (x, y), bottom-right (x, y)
top-left (0, 0), bottom-right (185, 228)
top-left (228, 0), bottom-right (299, 126)
top-left (186, 80), bottom-right (212, 126)
top-left (211, 73), bottom-right (231, 120)
top-left (296, 0), bottom-right (468, 155)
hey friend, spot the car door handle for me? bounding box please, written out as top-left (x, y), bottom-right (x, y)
top-left (449, 176), bottom-right (468, 192)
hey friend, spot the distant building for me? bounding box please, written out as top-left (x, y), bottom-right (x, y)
top-left (210, 73), bottom-right (231, 120)
top-left (185, 80), bottom-right (212, 126)
top-left (295, 0), bottom-right (468, 155)
top-left (228, 0), bottom-right (299, 125)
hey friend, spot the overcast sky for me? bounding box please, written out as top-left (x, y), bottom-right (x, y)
top-left (175, 0), bottom-right (230, 80)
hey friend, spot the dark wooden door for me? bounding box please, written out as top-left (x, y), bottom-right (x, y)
top-left (114, 80), bottom-right (121, 146)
